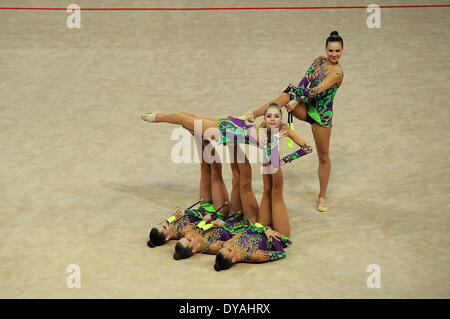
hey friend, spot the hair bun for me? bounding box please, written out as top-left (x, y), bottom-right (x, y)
top-left (147, 240), bottom-right (156, 248)
top-left (330, 31), bottom-right (339, 37)
top-left (173, 253), bottom-right (181, 260)
top-left (214, 264), bottom-right (221, 271)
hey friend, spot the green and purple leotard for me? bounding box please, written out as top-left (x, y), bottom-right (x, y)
top-left (228, 223), bottom-right (288, 262)
top-left (217, 116), bottom-right (311, 166)
top-left (295, 56), bottom-right (344, 127)
top-left (173, 202), bottom-right (225, 238)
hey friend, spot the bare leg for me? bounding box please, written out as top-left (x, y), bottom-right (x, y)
top-left (229, 160), bottom-right (243, 214)
top-left (179, 112), bottom-right (221, 122)
top-left (270, 168), bottom-right (290, 237)
top-left (193, 135), bottom-right (212, 203)
top-left (234, 145), bottom-right (259, 223)
top-left (251, 93), bottom-right (291, 118)
top-left (146, 112), bottom-right (221, 138)
top-left (209, 147), bottom-right (230, 216)
top-left (311, 123), bottom-right (332, 212)
top-left (199, 161), bottom-right (212, 203)
top-left (257, 173), bottom-right (273, 226)
top-left (290, 101), bottom-right (308, 122)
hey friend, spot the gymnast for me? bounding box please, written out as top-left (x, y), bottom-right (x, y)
top-left (146, 137), bottom-right (231, 247)
top-left (173, 143), bottom-right (291, 262)
top-left (140, 104), bottom-right (313, 170)
top-left (212, 159), bottom-right (292, 270)
top-left (141, 103), bottom-right (308, 228)
top-left (238, 31), bottom-right (345, 212)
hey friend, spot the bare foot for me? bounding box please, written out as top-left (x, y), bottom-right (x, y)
top-left (237, 110), bottom-right (255, 123)
top-left (317, 197), bottom-right (328, 212)
top-left (141, 111), bottom-right (162, 123)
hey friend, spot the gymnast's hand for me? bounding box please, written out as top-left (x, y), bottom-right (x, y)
top-left (211, 219), bottom-right (225, 228)
top-left (265, 228), bottom-right (284, 242)
top-left (285, 100), bottom-right (298, 112)
top-left (279, 127), bottom-right (289, 138)
top-left (173, 208), bottom-right (184, 219)
top-left (203, 214), bottom-right (212, 223)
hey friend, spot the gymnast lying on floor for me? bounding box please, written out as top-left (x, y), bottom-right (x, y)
top-left (146, 137), bottom-right (231, 247)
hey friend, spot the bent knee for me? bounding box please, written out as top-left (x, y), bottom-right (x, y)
top-left (239, 180), bottom-right (252, 191)
top-left (271, 189), bottom-right (284, 199)
top-left (231, 176), bottom-right (240, 189)
top-left (317, 153), bottom-right (330, 164)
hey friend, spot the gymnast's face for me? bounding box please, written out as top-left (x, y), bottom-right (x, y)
top-left (156, 221), bottom-right (171, 239)
top-left (179, 232), bottom-right (199, 252)
top-left (326, 42), bottom-right (343, 64)
top-left (219, 243), bottom-right (238, 263)
top-left (264, 108), bottom-right (282, 129)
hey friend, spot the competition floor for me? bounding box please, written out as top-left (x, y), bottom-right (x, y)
top-left (0, 0), bottom-right (449, 298)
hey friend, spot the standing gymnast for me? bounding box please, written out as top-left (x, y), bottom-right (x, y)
top-left (239, 31), bottom-right (344, 212)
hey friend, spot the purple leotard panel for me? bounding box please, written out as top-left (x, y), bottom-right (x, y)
top-left (226, 116), bottom-right (254, 130)
top-left (219, 228), bottom-right (232, 241)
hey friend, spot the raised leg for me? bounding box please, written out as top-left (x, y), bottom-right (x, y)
top-left (194, 136), bottom-right (212, 203)
top-left (234, 145), bottom-right (259, 223)
top-left (257, 173), bottom-right (273, 226)
top-left (290, 101), bottom-right (308, 122)
top-left (251, 93), bottom-right (291, 119)
top-left (145, 112), bottom-right (221, 139)
top-left (229, 160), bottom-right (243, 214)
top-left (179, 112), bottom-right (221, 122)
top-left (209, 148), bottom-right (230, 216)
top-left (270, 168), bottom-right (290, 237)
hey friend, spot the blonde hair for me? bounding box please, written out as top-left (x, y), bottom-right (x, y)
top-left (264, 103), bottom-right (283, 117)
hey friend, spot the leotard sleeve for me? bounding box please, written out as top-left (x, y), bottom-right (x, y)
top-left (282, 144), bottom-right (313, 164)
top-left (296, 69), bottom-right (343, 98)
top-left (249, 249), bottom-right (286, 262)
top-left (302, 70), bottom-right (343, 98)
top-left (297, 57), bottom-right (318, 89)
top-left (184, 209), bottom-right (204, 219)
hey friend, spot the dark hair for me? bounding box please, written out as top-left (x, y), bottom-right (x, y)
top-left (173, 241), bottom-right (193, 260)
top-left (147, 227), bottom-right (167, 248)
top-left (214, 252), bottom-right (233, 271)
top-left (326, 30), bottom-right (343, 48)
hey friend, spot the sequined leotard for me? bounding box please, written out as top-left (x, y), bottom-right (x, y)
top-left (296, 56), bottom-right (344, 127)
top-left (217, 116), bottom-right (311, 165)
top-left (201, 213), bottom-right (248, 254)
top-left (227, 224), bottom-right (287, 262)
top-left (191, 216), bottom-right (289, 262)
top-left (173, 203), bottom-right (225, 238)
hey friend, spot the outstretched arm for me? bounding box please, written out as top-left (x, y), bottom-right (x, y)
top-left (281, 127), bottom-right (313, 165)
top-left (249, 249), bottom-right (286, 262)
